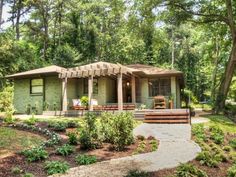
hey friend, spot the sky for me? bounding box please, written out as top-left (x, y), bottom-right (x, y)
top-left (1, 3), bottom-right (11, 29)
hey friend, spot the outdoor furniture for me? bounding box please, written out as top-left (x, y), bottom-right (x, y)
top-left (153, 96), bottom-right (166, 109)
top-left (103, 104), bottom-right (135, 111)
top-left (72, 99), bottom-right (86, 110)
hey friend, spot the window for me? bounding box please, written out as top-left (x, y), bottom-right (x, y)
top-left (83, 78), bottom-right (98, 94)
top-left (30, 79), bottom-right (43, 94)
top-left (148, 78), bottom-right (171, 97)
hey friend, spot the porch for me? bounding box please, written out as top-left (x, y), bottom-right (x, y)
top-left (59, 62), bottom-right (182, 112)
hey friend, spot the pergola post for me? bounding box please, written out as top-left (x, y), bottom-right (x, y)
top-left (62, 77), bottom-right (68, 111)
top-left (88, 76), bottom-right (93, 111)
top-left (131, 76), bottom-right (136, 104)
top-left (117, 73), bottom-right (123, 111)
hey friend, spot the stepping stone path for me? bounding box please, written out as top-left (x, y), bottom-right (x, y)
top-left (53, 124), bottom-right (201, 177)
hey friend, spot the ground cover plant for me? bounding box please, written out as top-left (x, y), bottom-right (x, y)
top-left (44, 161), bottom-right (70, 175)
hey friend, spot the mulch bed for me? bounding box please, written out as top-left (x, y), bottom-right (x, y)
top-left (0, 122), bottom-right (157, 177)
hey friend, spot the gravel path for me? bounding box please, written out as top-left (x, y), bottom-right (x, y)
top-left (53, 124), bottom-right (201, 177)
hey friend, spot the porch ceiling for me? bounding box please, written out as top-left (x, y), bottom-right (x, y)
top-left (59, 61), bottom-right (133, 79)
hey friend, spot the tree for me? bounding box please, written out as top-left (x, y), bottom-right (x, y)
top-left (165, 0), bottom-right (236, 112)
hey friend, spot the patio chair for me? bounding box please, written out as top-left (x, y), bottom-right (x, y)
top-left (153, 96), bottom-right (166, 109)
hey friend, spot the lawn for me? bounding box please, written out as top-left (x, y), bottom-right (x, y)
top-left (0, 127), bottom-right (45, 158)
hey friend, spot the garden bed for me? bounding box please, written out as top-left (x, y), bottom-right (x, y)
top-left (0, 112), bottom-right (159, 177)
top-left (148, 115), bottom-right (236, 177)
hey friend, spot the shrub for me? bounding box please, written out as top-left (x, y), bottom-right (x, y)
top-left (227, 164), bottom-right (236, 177)
top-left (67, 131), bottom-right (78, 145)
top-left (67, 120), bottom-right (79, 128)
top-left (230, 138), bottom-right (236, 149)
top-left (124, 169), bottom-right (150, 177)
top-left (22, 147), bottom-right (48, 162)
top-left (134, 141), bottom-right (146, 154)
top-left (196, 151), bottom-right (222, 167)
top-left (175, 163), bottom-right (208, 177)
top-left (150, 140), bottom-right (158, 152)
top-left (56, 144), bottom-right (74, 156)
top-left (192, 124), bottom-right (207, 142)
top-left (99, 112), bottom-right (114, 143)
top-left (75, 154), bottom-right (97, 165)
top-left (79, 113), bottom-right (101, 150)
top-left (44, 161), bottom-right (69, 175)
top-left (111, 112), bottom-right (134, 150)
top-left (48, 121), bottom-right (67, 131)
top-left (24, 116), bottom-right (37, 125)
top-left (209, 125), bottom-right (224, 144)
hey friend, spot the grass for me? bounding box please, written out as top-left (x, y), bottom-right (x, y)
top-left (0, 127), bottom-right (45, 157)
top-left (203, 114), bottom-right (236, 133)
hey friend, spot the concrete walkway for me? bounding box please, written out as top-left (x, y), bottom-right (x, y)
top-left (54, 124), bottom-right (201, 177)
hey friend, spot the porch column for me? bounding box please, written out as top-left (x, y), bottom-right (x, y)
top-left (62, 77), bottom-right (68, 111)
top-left (131, 76), bottom-right (136, 104)
top-left (171, 76), bottom-right (177, 108)
top-left (117, 73), bottom-right (123, 111)
top-left (88, 76), bottom-right (93, 111)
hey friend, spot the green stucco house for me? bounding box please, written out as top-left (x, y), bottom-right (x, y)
top-left (7, 61), bottom-right (184, 114)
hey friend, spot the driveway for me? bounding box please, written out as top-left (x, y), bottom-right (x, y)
top-left (54, 123), bottom-right (200, 177)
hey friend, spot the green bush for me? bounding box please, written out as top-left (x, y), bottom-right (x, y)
top-left (230, 138), bottom-right (236, 149)
top-left (133, 141), bottom-right (146, 154)
top-left (67, 131), bottom-right (78, 145)
top-left (22, 147), bottom-right (48, 162)
top-left (24, 116), bottom-right (37, 125)
top-left (75, 154), bottom-right (97, 165)
top-left (227, 164), bottom-right (236, 177)
top-left (99, 112), bottom-right (114, 143)
top-left (192, 124), bottom-right (207, 142)
top-left (67, 120), bottom-right (79, 128)
top-left (79, 113), bottom-right (101, 150)
top-left (0, 87), bottom-right (15, 119)
top-left (56, 144), bottom-right (74, 156)
top-left (124, 170), bottom-right (150, 177)
top-left (44, 161), bottom-right (69, 175)
top-left (175, 163), bottom-right (208, 177)
top-left (196, 151), bottom-right (223, 167)
top-left (112, 112), bottom-right (134, 150)
top-left (150, 140), bottom-right (158, 152)
top-left (209, 126), bottom-right (224, 144)
top-left (99, 112), bottom-right (134, 151)
top-left (48, 121), bottom-right (67, 132)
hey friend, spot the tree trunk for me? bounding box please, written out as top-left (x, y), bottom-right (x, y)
top-left (215, 37), bottom-right (236, 113)
top-left (211, 37), bottom-right (220, 103)
top-left (0, 0), bottom-right (3, 29)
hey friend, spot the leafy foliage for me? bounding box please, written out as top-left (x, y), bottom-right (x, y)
top-left (67, 132), bottom-right (78, 145)
top-left (124, 170), bottom-right (150, 177)
top-left (99, 112), bottom-right (134, 151)
top-left (56, 144), bottom-right (74, 156)
top-left (209, 126), bottom-right (224, 145)
top-left (48, 121), bottom-right (67, 132)
top-left (75, 154), bottom-right (97, 165)
top-left (44, 161), bottom-right (69, 175)
top-left (175, 163), bottom-right (208, 177)
top-left (22, 147), bottom-right (48, 162)
top-left (79, 113), bottom-right (101, 149)
top-left (227, 164), bottom-right (236, 177)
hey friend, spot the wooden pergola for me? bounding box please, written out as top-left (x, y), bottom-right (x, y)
top-left (59, 62), bottom-right (136, 111)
